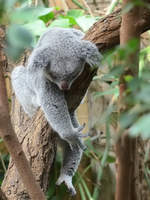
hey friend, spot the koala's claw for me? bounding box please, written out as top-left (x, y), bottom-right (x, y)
top-left (63, 125), bottom-right (88, 151)
top-left (56, 174), bottom-right (76, 196)
top-left (77, 123), bottom-right (86, 132)
top-left (78, 132), bottom-right (89, 138)
top-left (76, 137), bottom-right (87, 151)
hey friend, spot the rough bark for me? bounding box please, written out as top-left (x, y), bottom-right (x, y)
top-left (1, 6), bottom-right (150, 200)
top-left (84, 7), bottom-right (150, 51)
top-left (2, 100), bottom-right (56, 200)
top-left (0, 187), bottom-right (7, 200)
top-left (115, 1), bottom-right (141, 200)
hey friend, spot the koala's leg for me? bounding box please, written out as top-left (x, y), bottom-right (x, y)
top-left (11, 66), bottom-right (38, 117)
top-left (38, 81), bottom-right (86, 150)
top-left (56, 111), bottom-right (83, 196)
top-left (56, 141), bottom-right (83, 196)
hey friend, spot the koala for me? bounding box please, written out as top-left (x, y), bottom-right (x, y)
top-left (11, 27), bottom-right (102, 195)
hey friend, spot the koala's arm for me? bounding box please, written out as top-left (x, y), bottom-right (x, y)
top-left (11, 66), bottom-right (38, 117)
top-left (37, 80), bottom-right (86, 150)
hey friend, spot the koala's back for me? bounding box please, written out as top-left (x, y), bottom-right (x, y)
top-left (36, 28), bottom-right (85, 59)
top-left (11, 66), bottom-right (38, 116)
top-left (37, 28), bottom-right (84, 48)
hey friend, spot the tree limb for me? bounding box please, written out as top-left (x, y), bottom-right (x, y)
top-left (66, 7), bottom-right (150, 112)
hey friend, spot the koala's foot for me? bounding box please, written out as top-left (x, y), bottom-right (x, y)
top-left (56, 174), bottom-right (76, 196)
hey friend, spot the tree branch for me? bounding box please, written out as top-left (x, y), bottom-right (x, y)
top-left (65, 7), bottom-right (150, 112)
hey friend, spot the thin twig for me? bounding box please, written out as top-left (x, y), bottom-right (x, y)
top-left (0, 152), bottom-right (6, 172)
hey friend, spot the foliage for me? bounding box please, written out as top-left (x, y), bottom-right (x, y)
top-left (96, 38), bottom-right (150, 197)
top-left (96, 40), bottom-right (150, 139)
top-left (0, 0), bottom-right (99, 60)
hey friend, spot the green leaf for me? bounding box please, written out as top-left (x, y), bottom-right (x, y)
top-left (76, 16), bottom-right (99, 32)
top-left (124, 75), bottom-right (133, 82)
top-left (49, 18), bottom-right (71, 28)
top-left (130, 114), bottom-right (150, 138)
top-left (59, 15), bottom-right (77, 26)
top-left (120, 112), bottom-right (137, 129)
top-left (94, 88), bottom-right (119, 98)
top-left (80, 179), bottom-right (93, 200)
top-left (24, 20), bottom-right (47, 37)
top-left (36, 7), bottom-right (54, 17)
top-left (0, 138), bottom-right (3, 143)
top-left (106, 155), bottom-right (116, 163)
top-left (11, 6), bottom-right (54, 24)
top-left (4, 0), bottom-right (17, 9)
top-left (79, 183), bottom-right (86, 200)
top-left (67, 9), bottom-right (84, 18)
top-left (127, 38), bottom-right (139, 53)
top-left (136, 86), bottom-right (150, 103)
top-left (140, 46), bottom-right (150, 56)
top-left (7, 24), bottom-right (33, 48)
top-left (5, 45), bottom-right (24, 60)
top-left (6, 24), bottom-right (33, 60)
top-left (39, 12), bottom-right (54, 23)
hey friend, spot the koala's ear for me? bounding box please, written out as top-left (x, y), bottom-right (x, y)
top-left (80, 40), bottom-right (102, 68)
top-left (28, 46), bottom-right (52, 69)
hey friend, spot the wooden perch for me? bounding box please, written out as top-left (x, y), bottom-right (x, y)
top-left (66, 7), bottom-right (150, 112)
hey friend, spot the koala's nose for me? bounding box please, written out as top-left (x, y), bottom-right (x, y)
top-left (60, 81), bottom-right (69, 90)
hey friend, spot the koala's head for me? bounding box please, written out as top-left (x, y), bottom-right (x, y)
top-left (44, 38), bottom-right (102, 91)
top-left (44, 57), bottom-right (85, 91)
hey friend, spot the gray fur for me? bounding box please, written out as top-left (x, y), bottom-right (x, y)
top-left (11, 27), bottom-right (102, 195)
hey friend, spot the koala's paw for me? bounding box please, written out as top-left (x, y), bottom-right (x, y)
top-left (56, 174), bottom-right (76, 196)
top-left (64, 125), bottom-right (89, 151)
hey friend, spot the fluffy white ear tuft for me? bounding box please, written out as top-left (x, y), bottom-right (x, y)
top-left (80, 40), bottom-right (103, 68)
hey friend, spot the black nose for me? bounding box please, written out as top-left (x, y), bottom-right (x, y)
top-left (60, 81), bottom-right (69, 90)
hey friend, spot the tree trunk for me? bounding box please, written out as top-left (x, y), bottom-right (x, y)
top-left (0, 187), bottom-right (7, 200)
top-left (2, 100), bottom-right (56, 200)
top-left (115, 1), bottom-right (141, 200)
top-left (1, 7), bottom-right (150, 199)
